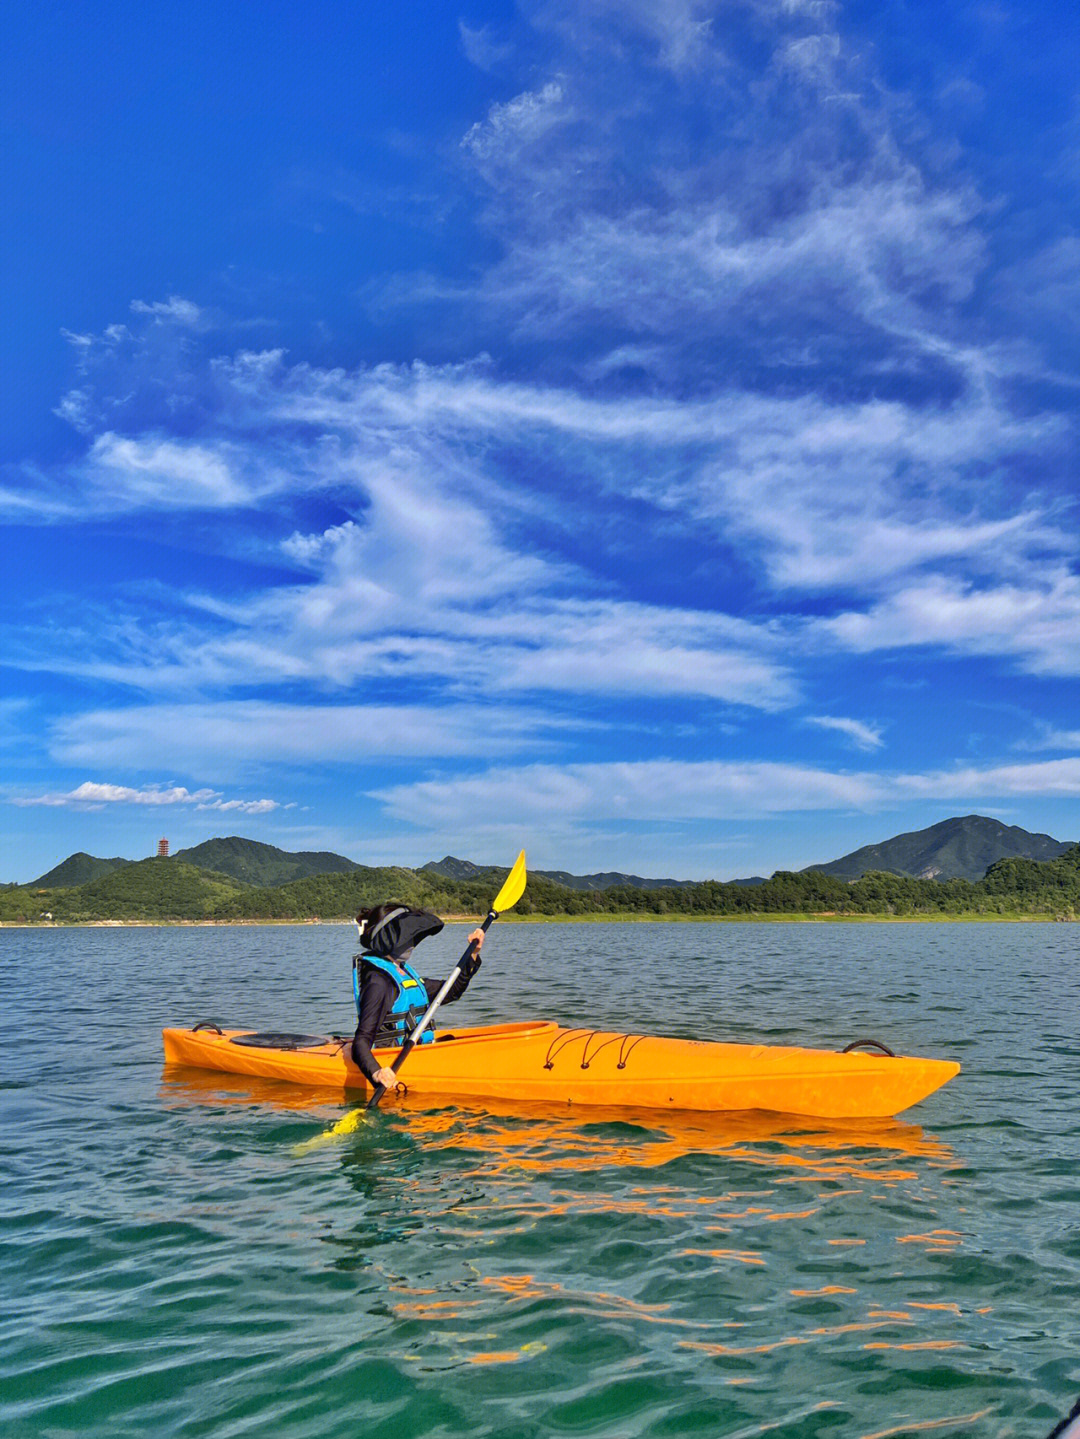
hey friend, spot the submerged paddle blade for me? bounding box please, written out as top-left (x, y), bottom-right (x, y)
top-left (493, 850), bottom-right (527, 914)
top-left (292, 1106), bottom-right (368, 1155)
top-left (327, 1107), bottom-right (368, 1138)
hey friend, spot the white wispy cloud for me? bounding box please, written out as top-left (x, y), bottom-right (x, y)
top-left (894, 759), bottom-right (1080, 800)
top-left (243, 353), bottom-right (1064, 565)
top-left (83, 432), bottom-right (259, 510)
top-left (12, 781), bottom-right (278, 813)
top-left (777, 32), bottom-right (841, 87)
top-left (0, 697), bottom-right (33, 747)
top-left (806, 715), bottom-right (884, 751)
top-left (996, 236), bottom-right (1080, 355)
top-left (0, 480), bottom-right (74, 518)
top-left (458, 21), bottom-right (514, 72)
top-left (370, 754), bottom-right (1080, 829)
top-left (455, 16), bottom-right (987, 369)
top-left (130, 296), bottom-right (203, 325)
top-left (6, 388), bottom-right (800, 707)
top-left (217, 354), bottom-right (1068, 596)
top-left (45, 702), bottom-right (569, 770)
top-left (463, 83), bottom-right (568, 164)
top-left (6, 334), bottom-right (1075, 694)
top-left (825, 572), bottom-right (1080, 677)
top-left (537, 0), bottom-right (717, 73)
top-left (373, 759), bottom-right (881, 828)
top-left (1024, 728), bottom-right (1080, 752)
top-left (4, 425), bottom-right (293, 518)
top-left (15, 353), bottom-right (1067, 615)
top-left (26, 587), bottom-right (795, 709)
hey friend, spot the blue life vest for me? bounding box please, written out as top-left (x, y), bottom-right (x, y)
top-left (353, 953), bottom-right (436, 1046)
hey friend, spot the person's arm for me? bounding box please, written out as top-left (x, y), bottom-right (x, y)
top-left (351, 968), bottom-right (398, 1087)
top-left (424, 928), bottom-right (485, 1006)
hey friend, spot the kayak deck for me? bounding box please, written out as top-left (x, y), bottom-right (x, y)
top-left (162, 1021), bottom-right (959, 1119)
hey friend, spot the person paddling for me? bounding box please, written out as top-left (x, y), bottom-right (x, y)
top-left (351, 902), bottom-right (485, 1091)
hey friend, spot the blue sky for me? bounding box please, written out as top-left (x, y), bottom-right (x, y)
top-left (2, 0), bottom-right (1078, 883)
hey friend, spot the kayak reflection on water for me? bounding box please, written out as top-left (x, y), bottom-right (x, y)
top-left (158, 1067), bottom-right (956, 1183)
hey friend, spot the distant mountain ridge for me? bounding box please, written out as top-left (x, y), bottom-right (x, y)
top-left (32, 851), bottom-right (130, 889)
top-left (28, 842), bottom-right (754, 897)
top-left (73, 857), bottom-right (248, 917)
top-left (24, 815), bottom-right (1075, 895)
top-left (6, 824), bottom-right (1079, 922)
top-left (171, 836), bottom-right (362, 887)
top-left (803, 815), bottom-right (1074, 883)
top-left (420, 855), bottom-right (700, 891)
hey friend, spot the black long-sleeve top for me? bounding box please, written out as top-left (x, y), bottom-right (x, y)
top-left (350, 959), bottom-right (475, 1081)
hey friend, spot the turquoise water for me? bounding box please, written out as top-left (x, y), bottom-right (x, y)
top-left (3, 920), bottom-right (1079, 1437)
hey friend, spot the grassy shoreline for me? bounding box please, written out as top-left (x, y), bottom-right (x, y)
top-left (2, 910), bottom-right (1075, 927)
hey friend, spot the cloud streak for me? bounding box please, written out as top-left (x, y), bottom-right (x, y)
top-left (45, 702), bottom-right (571, 770)
top-left (371, 755), bottom-right (1080, 829)
top-left (806, 716), bottom-right (884, 751)
top-left (5, 330), bottom-right (1076, 713)
top-left (825, 573), bottom-right (1080, 677)
top-left (13, 781), bottom-right (278, 813)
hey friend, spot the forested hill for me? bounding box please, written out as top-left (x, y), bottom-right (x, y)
top-left (804, 815), bottom-right (1073, 883)
top-left (421, 856), bottom-right (698, 890)
top-left (171, 836), bottom-right (361, 887)
top-left (24, 815), bottom-right (1068, 897)
top-left (4, 844), bottom-right (1079, 923)
top-left (32, 851), bottom-right (129, 888)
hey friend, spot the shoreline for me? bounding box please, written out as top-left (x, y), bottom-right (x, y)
top-left (1, 910), bottom-right (1074, 928)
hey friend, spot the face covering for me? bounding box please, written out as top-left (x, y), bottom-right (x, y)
top-left (363, 907), bottom-right (444, 960)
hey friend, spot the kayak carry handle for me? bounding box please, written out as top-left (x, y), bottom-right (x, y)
top-left (841, 1038), bottom-right (895, 1056)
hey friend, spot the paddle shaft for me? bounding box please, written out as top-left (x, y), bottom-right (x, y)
top-left (366, 909), bottom-right (496, 1110)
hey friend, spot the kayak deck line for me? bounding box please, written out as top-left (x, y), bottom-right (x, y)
top-left (162, 1021), bottom-right (960, 1119)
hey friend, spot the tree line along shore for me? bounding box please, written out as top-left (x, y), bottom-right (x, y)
top-left (2, 846), bottom-right (1079, 924)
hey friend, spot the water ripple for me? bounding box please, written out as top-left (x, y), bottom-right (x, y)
top-left (3, 922), bottom-right (1079, 1437)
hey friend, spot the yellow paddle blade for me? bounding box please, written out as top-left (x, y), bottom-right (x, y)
top-left (292, 1106), bottom-right (367, 1155)
top-left (492, 849), bottom-right (527, 913)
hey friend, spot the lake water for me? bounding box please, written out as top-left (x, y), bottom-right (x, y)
top-left (3, 920), bottom-right (1079, 1438)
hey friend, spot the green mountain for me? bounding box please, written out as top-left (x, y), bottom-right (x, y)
top-left (419, 856), bottom-right (501, 882)
top-left (215, 865), bottom-right (455, 921)
top-left (31, 851), bottom-right (129, 888)
top-left (533, 866), bottom-right (695, 891)
top-left (172, 836), bottom-right (361, 887)
top-left (8, 819), bottom-right (1079, 924)
top-left (77, 858), bottom-right (249, 919)
top-left (805, 815), bottom-right (1073, 883)
top-left (0, 857), bottom-right (249, 922)
top-left (421, 855), bottom-right (697, 891)
top-left (4, 840), bottom-right (1080, 922)
top-left (215, 863), bottom-right (631, 921)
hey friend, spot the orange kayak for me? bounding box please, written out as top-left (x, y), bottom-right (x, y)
top-left (162, 1021), bottom-right (959, 1119)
